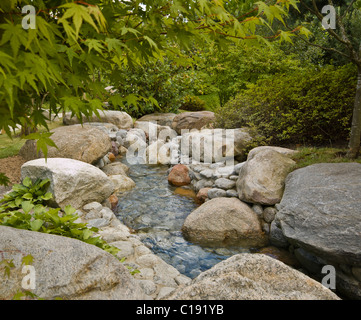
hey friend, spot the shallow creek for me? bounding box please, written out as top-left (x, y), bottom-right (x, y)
top-left (115, 159), bottom-right (250, 279)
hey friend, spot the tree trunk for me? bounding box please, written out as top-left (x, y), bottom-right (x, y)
top-left (347, 65), bottom-right (361, 159)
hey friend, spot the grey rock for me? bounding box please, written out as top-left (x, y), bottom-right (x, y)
top-left (236, 148), bottom-right (296, 205)
top-left (277, 163), bottom-right (361, 266)
top-left (175, 274), bottom-right (192, 286)
top-left (100, 207), bottom-right (115, 221)
top-left (136, 254), bottom-right (162, 268)
top-left (87, 218), bottom-right (110, 228)
top-left (110, 241), bottom-right (135, 259)
top-left (252, 204), bottom-right (263, 219)
top-left (262, 222), bottom-right (270, 235)
top-left (165, 253), bottom-right (340, 300)
top-left (83, 202), bottom-right (103, 213)
top-left (21, 158), bottom-right (114, 210)
top-left (215, 166), bottom-right (236, 177)
top-left (182, 197), bottom-right (268, 247)
top-left (194, 179), bottom-right (214, 192)
top-left (199, 169), bottom-right (214, 179)
top-left (214, 178), bottom-right (236, 190)
top-left (102, 162), bottom-right (130, 176)
top-left (137, 280), bottom-right (157, 296)
top-left (276, 163), bottom-right (361, 299)
top-left (207, 188), bottom-right (227, 199)
top-left (64, 110), bottom-right (133, 129)
top-left (263, 207), bottom-right (277, 223)
top-left (157, 287), bottom-right (176, 300)
top-left (109, 132), bottom-right (117, 141)
top-left (134, 268), bottom-right (155, 280)
top-left (269, 219), bottom-right (289, 248)
top-left (0, 226), bottom-right (145, 300)
top-left (247, 146), bottom-right (298, 158)
top-left (85, 209), bottom-right (102, 220)
top-left (137, 113), bottom-right (177, 127)
top-left (20, 125), bottom-right (112, 164)
top-left (116, 129), bottom-right (128, 139)
top-left (109, 175), bottom-right (136, 192)
top-left (234, 162), bottom-right (246, 175)
top-left (172, 111), bottom-right (215, 135)
top-left (226, 189), bottom-right (238, 198)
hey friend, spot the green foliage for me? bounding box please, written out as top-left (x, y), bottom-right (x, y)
top-left (0, 256), bottom-right (15, 278)
top-left (107, 60), bottom-right (185, 117)
top-left (0, 172), bottom-right (10, 187)
top-left (0, 0), bottom-right (302, 154)
top-left (0, 177), bottom-right (52, 211)
top-left (215, 64), bottom-right (357, 145)
top-left (0, 177), bottom-right (119, 258)
top-left (203, 43), bottom-right (303, 106)
top-left (180, 95), bottom-right (206, 112)
top-left (291, 147), bottom-right (361, 170)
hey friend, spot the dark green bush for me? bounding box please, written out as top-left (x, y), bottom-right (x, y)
top-left (215, 64), bottom-right (357, 146)
top-left (180, 95), bottom-right (206, 111)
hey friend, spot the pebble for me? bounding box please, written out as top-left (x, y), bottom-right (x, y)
top-left (214, 177), bottom-right (236, 190)
top-left (263, 207), bottom-right (277, 223)
top-left (83, 202), bottom-right (103, 213)
top-left (226, 189), bottom-right (238, 198)
top-left (157, 287), bottom-right (176, 300)
top-left (200, 169), bottom-right (214, 179)
top-left (85, 209), bottom-right (102, 220)
top-left (252, 204), bottom-right (264, 219)
top-left (87, 218), bottom-right (110, 228)
top-left (207, 188), bottom-right (227, 199)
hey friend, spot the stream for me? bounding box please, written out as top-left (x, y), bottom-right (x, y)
top-left (115, 159), bottom-right (250, 279)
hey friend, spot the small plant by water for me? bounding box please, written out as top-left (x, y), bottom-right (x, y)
top-left (0, 178), bottom-right (119, 257)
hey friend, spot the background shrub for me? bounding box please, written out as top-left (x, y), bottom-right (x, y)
top-left (215, 64), bottom-right (357, 146)
top-left (180, 95), bottom-right (206, 111)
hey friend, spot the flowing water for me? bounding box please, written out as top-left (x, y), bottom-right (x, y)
top-left (115, 159), bottom-right (250, 279)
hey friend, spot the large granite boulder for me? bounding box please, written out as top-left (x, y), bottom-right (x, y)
top-left (137, 113), bottom-right (177, 127)
top-left (165, 253), bottom-right (339, 300)
top-left (247, 146), bottom-right (298, 158)
top-left (276, 163), bottom-right (361, 299)
top-left (0, 226), bottom-right (145, 300)
top-left (20, 125), bottom-right (112, 164)
top-left (236, 148), bottom-right (296, 205)
top-left (181, 197), bottom-right (268, 247)
top-left (21, 158), bottom-right (114, 209)
top-left (63, 110), bottom-right (133, 129)
top-left (277, 163), bottom-right (361, 265)
top-left (172, 111), bottom-right (215, 135)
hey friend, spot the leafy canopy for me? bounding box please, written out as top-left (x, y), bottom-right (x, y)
top-left (0, 0), bottom-right (304, 157)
